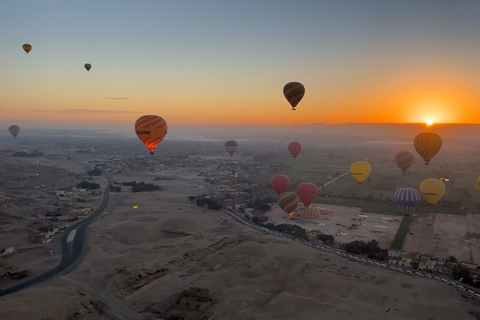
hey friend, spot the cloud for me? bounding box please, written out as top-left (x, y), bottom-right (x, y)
top-left (105, 97), bottom-right (132, 100)
top-left (25, 109), bottom-right (141, 114)
top-left (66, 109), bottom-right (139, 113)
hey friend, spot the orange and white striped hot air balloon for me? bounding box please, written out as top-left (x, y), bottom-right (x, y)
top-left (134, 115), bottom-right (168, 154)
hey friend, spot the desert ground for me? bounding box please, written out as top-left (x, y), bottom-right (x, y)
top-left (266, 204), bottom-right (401, 248)
top-left (404, 212), bottom-right (480, 264)
top-left (0, 154), bottom-right (105, 282)
top-left (2, 163), bottom-right (480, 319)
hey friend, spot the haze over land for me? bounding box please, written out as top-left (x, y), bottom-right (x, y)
top-left (1, 124), bottom-right (480, 319)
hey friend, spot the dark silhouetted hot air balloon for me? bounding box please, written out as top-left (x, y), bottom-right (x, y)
top-left (288, 142), bottom-right (302, 159)
top-left (419, 178), bottom-right (445, 206)
top-left (224, 140), bottom-right (238, 157)
top-left (414, 132), bottom-right (442, 165)
top-left (8, 125), bottom-right (20, 138)
top-left (283, 82), bottom-right (305, 111)
top-left (135, 115), bottom-right (168, 154)
top-left (350, 161), bottom-right (371, 184)
top-left (22, 44), bottom-right (32, 54)
top-left (296, 182), bottom-right (318, 207)
top-left (393, 187), bottom-right (422, 217)
top-left (277, 192), bottom-right (299, 216)
top-left (84, 63), bottom-right (92, 71)
top-left (395, 150), bottom-right (414, 173)
top-left (271, 174), bottom-right (291, 195)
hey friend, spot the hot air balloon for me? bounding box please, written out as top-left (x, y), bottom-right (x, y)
top-left (84, 63), bottom-right (92, 71)
top-left (476, 177), bottom-right (480, 196)
top-left (419, 178), bottom-right (445, 206)
top-left (8, 125), bottom-right (20, 138)
top-left (296, 182), bottom-right (318, 207)
top-left (288, 142), bottom-right (302, 159)
top-left (300, 206), bottom-right (324, 220)
top-left (224, 140), bottom-right (238, 157)
top-left (393, 187), bottom-right (422, 217)
top-left (350, 161), bottom-right (371, 184)
top-left (271, 174), bottom-right (291, 195)
top-left (395, 150), bottom-right (414, 173)
top-left (22, 44), bottom-right (32, 54)
top-left (135, 115), bottom-right (168, 154)
top-left (414, 132), bottom-right (442, 165)
top-left (277, 192), bottom-right (299, 216)
top-left (283, 82), bottom-right (305, 111)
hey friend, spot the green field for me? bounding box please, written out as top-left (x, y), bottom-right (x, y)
top-left (391, 217), bottom-right (411, 249)
top-left (253, 148), bottom-right (479, 210)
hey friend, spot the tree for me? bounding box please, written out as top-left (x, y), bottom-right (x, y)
top-left (447, 256), bottom-right (458, 263)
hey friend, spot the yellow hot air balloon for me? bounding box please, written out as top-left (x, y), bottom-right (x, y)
top-left (22, 44), bottom-right (32, 54)
top-left (8, 125), bottom-right (20, 138)
top-left (419, 178), bottom-right (445, 206)
top-left (414, 132), bottom-right (442, 165)
top-left (135, 115), bottom-right (168, 154)
top-left (475, 177), bottom-right (480, 196)
top-left (84, 63), bottom-right (92, 71)
top-left (350, 161), bottom-right (371, 184)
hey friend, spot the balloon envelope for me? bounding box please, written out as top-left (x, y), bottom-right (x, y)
top-left (393, 187), bottom-right (422, 216)
top-left (84, 63), bottom-right (92, 71)
top-left (414, 132), bottom-right (442, 165)
top-left (224, 140), bottom-right (238, 156)
top-left (300, 206), bottom-right (323, 220)
top-left (395, 150), bottom-right (414, 173)
top-left (277, 192), bottom-right (299, 216)
top-left (476, 177), bottom-right (480, 196)
top-left (350, 161), bottom-right (371, 184)
top-left (419, 178), bottom-right (445, 206)
top-left (288, 142), bottom-right (302, 159)
top-left (271, 174), bottom-right (291, 195)
top-left (22, 44), bottom-right (32, 54)
top-left (296, 182), bottom-right (318, 207)
top-left (283, 82), bottom-right (305, 110)
top-left (8, 125), bottom-right (20, 138)
top-left (135, 115), bottom-right (168, 154)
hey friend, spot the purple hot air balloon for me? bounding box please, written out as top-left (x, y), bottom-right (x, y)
top-left (393, 187), bottom-right (422, 217)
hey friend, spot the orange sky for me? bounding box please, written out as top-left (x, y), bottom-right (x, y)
top-left (2, 2), bottom-right (480, 129)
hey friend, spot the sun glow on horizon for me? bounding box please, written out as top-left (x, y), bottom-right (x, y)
top-left (426, 119), bottom-right (434, 126)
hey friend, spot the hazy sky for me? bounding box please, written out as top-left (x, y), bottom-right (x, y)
top-left (1, 0), bottom-right (480, 129)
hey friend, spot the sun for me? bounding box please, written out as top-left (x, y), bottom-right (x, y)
top-left (426, 119), bottom-right (434, 126)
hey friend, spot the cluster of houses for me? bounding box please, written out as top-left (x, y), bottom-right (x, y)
top-left (387, 249), bottom-right (480, 277)
top-left (29, 224), bottom-right (69, 244)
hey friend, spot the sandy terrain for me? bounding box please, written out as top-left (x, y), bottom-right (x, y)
top-left (2, 160), bottom-right (480, 319)
top-left (0, 154), bottom-right (103, 282)
top-left (404, 212), bottom-right (480, 264)
top-left (266, 204), bottom-right (401, 248)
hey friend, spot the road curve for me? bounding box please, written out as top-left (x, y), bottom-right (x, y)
top-left (0, 173), bottom-right (113, 297)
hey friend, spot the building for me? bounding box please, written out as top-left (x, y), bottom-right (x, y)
top-left (398, 258), bottom-right (413, 268)
top-left (460, 261), bottom-right (478, 270)
top-left (307, 230), bottom-right (322, 241)
top-left (417, 256), bottom-right (430, 271)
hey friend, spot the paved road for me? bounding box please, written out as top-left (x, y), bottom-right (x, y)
top-left (222, 208), bottom-right (480, 299)
top-left (0, 173), bottom-right (113, 297)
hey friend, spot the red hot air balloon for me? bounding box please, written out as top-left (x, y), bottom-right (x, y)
top-left (296, 182), bottom-right (318, 207)
top-left (288, 142), bottom-right (302, 159)
top-left (271, 174), bottom-right (291, 195)
top-left (395, 150), bottom-right (414, 173)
